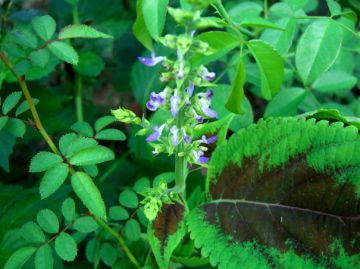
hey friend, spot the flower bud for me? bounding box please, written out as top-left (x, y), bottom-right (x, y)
top-left (159, 34), bottom-right (177, 49)
top-left (111, 107), bottom-right (141, 124)
top-left (177, 35), bottom-right (193, 55)
top-left (168, 7), bottom-right (195, 24)
top-left (194, 17), bottom-right (225, 29)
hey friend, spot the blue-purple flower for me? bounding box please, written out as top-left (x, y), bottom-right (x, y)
top-left (193, 150), bottom-right (209, 164)
top-left (170, 126), bottom-right (179, 146)
top-left (138, 52), bottom-right (165, 67)
top-left (182, 128), bottom-right (191, 144)
top-left (200, 135), bottom-right (217, 144)
top-left (170, 91), bottom-right (181, 117)
top-left (146, 125), bottom-right (165, 142)
top-left (186, 83), bottom-right (194, 97)
top-left (198, 96), bottom-right (218, 119)
top-left (146, 90), bottom-right (167, 111)
top-left (201, 66), bottom-right (216, 81)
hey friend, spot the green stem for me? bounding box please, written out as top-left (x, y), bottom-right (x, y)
top-left (175, 109), bottom-right (188, 198)
top-left (92, 215), bottom-right (141, 269)
top-left (264, 0), bottom-right (268, 19)
top-left (75, 75), bottom-right (83, 122)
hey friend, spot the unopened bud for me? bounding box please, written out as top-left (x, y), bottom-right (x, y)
top-left (111, 107), bottom-right (141, 124)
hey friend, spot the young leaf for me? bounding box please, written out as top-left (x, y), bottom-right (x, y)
top-left (15, 98), bottom-right (39, 116)
top-left (73, 216), bottom-right (99, 233)
top-left (31, 15), bottom-right (56, 41)
top-left (95, 128), bottom-right (126, 141)
top-left (37, 209), bottom-right (59, 234)
top-left (35, 245), bottom-right (53, 269)
top-left (295, 19), bottom-right (342, 85)
top-left (40, 163), bottom-right (69, 199)
top-left (2, 91), bottom-right (22, 115)
top-left (71, 172), bottom-right (107, 219)
top-left (109, 206), bottom-right (129, 221)
top-left (59, 25), bottom-right (113, 39)
top-left (148, 203), bottom-right (186, 269)
top-left (4, 246), bottom-right (36, 269)
top-left (124, 219), bottom-right (141, 241)
top-left (119, 190), bottom-right (138, 208)
top-left (48, 41), bottom-right (79, 65)
top-left (247, 40), bottom-right (284, 100)
top-left (141, 0), bottom-right (169, 40)
top-left (133, 0), bottom-right (154, 51)
top-left (69, 145), bottom-right (115, 166)
top-left (225, 60), bottom-right (245, 114)
top-left (54, 232), bottom-right (77, 261)
top-left (94, 116), bottom-right (116, 132)
top-left (20, 221), bottom-right (46, 244)
top-left (5, 118), bottom-right (26, 138)
top-left (30, 151), bottom-right (63, 173)
top-left (62, 198), bottom-right (76, 221)
top-left (71, 121), bottom-right (94, 137)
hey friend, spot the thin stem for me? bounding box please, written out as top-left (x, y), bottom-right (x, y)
top-left (92, 215), bottom-right (141, 269)
top-left (75, 75), bottom-right (84, 122)
top-left (175, 109), bottom-right (188, 198)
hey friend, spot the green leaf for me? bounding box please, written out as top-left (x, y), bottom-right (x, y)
top-left (153, 172), bottom-right (175, 187)
top-left (48, 41), bottom-right (79, 65)
top-left (283, 0), bottom-right (309, 10)
top-left (40, 163), bottom-right (69, 199)
top-left (100, 243), bottom-right (117, 266)
top-left (225, 60), bottom-right (245, 114)
top-left (64, 137), bottom-right (98, 158)
top-left (13, 29), bottom-right (38, 49)
top-left (133, 0), bottom-right (153, 51)
top-left (2, 91), bottom-right (22, 115)
top-left (295, 19), bottom-right (343, 85)
top-left (119, 190), bottom-right (138, 208)
top-left (32, 15), bottom-right (56, 41)
top-left (148, 203), bottom-right (186, 269)
top-left (73, 216), bottom-right (99, 233)
top-left (54, 232), bottom-right (77, 262)
top-left (30, 49), bottom-right (50, 67)
top-left (264, 87), bottom-right (307, 117)
top-left (239, 17), bottom-right (284, 30)
top-left (247, 40), bottom-right (284, 100)
top-left (0, 116), bottom-right (9, 131)
top-left (5, 118), bottom-right (26, 138)
top-left (95, 128), bottom-right (126, 141)
top-left (69, 145), bottom-right (115, 166)
top-left (62, 198), bottom-right (76, 221)
top-left (109, 206), bottom-right (129, 221)
top-left (261, 17), bottom-right (296, 55)
top-left (326, 0), bottom-right (342, 16)
top-left (15, 98), bottom-right (39, 116)
top-left (59, 133), bottom-right (78, 155)
top-left (142, 0), bottom-right (169, 40)
top-left (124, 219), bottom-right (141, 241)
top-left (312, 70), bottom-right (357, 93)
top-left (0, 130), bottom-right (16, 172)
top-left (94, 115), bottom-right (116, 132)
top-left (59, 24), bottom-right (113, 39)
top-left (71, 121), bottom-right (94, 137)
top-left (4, 246), bottom-right (36, 269)
top-left (30, 151), bottom-right (63, 173)
top-left (133, 177), bottom-right (151, 193)
top-left (37, 209), bottom-right (59, 234)
top-left (71, 172), bottom-right (107, 219)
top-left (20, 221), bottom-right (46, 244)
top-left (83, 165), bottom-right (98, 177)
top-left (74, 52), bottom-right (105, 77)
top-left (35, 245), bottom-right (53, 269)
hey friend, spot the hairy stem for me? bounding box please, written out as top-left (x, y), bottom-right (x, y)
top-left (175, 109), bottom-right (188, 198)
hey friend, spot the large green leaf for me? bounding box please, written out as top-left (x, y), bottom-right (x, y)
top-left (188, 118), bottom-right (360, 269)
top-left (247, 40), bottom-right (284, 100)
top-left (69, 145), bottom-right (114, 166)
top-left (142, 0), bottom-right (169, 40)
top-left (225, 60), bottom-right (245, 114)
top-left (295, 19), bottom-right (343, 85)
top-left (312, 70), bottom-right (357, 93)
top-left (4, 246), bottom-right (36, 269)
top-left (133, 0), bottom-right (153, 51)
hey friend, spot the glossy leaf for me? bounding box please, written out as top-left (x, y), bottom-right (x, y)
top-left (54, 232), bottom-right (77, 261)
top-left (4, 246), bottom-right (36, 269)
top-left (142, 0), bottom-right (169, 40)
top-left (30, 151), bottom-right (63, 173)
top-left (35, 245), bottom-right (53, 269)
top-left (37, 209), bottom-right (59, 234)
top-left (48, 41), bottom-right (78, 65)
top-left (59, 25), bottom-right (112, 39)
top-left (32, 15), bottom-right (56, 41)
top-left (295, 19), bottom-right (343, 85)
top-left (39, 163), bottom-right (69, 199)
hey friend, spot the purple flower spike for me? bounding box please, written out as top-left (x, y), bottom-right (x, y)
top-left (193, 150), bottom-right (209, 164)
top-left (201, 135), bottom-right (217, 144)
top-left (202, 107), bottom-right (218, 119)
top-left (201, 66), bottom-right (216, 81)
top-left (186, 83), bottom-right (195, 97)
top-left (146, 90), bottom-right (167, 112)
top-left (170, 126), bottom-right (179, 146)
top-left (206, 89), bottom-right (214, 100)
top-left (199, 156), bottom-right (209, 164)
top-left (146, 125), bottom-right (165, 142)
top-left (196, 116), bottom-right (204, 123)
top-left (182, 129), bottom-right (191, 144)
top-left (170, 91), bottom-right (181, 117)
top-left (138, 52), bottom-right (165, 67)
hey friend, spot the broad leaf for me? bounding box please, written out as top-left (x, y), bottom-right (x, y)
top-left (54, 232), bottom-right (77, 261)
top-left (94, 116), bottom-right (116, 132)
top-left (35, 245), bottom-right (53, 269)
top-left (5, 118), bottom-right (26, 138)
top-left (30, 152), bottom-right (63, 173)
top-left (124, 219), bottom-right (141, 241)
top-left (37, 209), bottom-right (59, 234)
top-left (188, 118), bottom-right (360, 269)
top-left (69, 145), bottom-right (114, 166)
top-left (2, 91), bottom-right (22, 115)
top-left (71, 172), bottom-right (107, 219)
top-left (32, 15), bottom-right (56, 41)
top-left (295, 19), bottom-right (342, 85)
top-left (239, 17), bottom-right (284, 30)
top-left (48, 41), bottom-right (78, 65)
top-left (141, 0), bottom-right (169, 40)
top-left (20, 221), bottom-right (46, 244)
top-left (73, 217), bottom-right (98, 233)
top-left (39, 163), bottom-right (69, 199)
top-left (4, 246), bottom-right (36, 269)
top-left (148, 203), bottom-right (186, 269)
top-left (95, 128), bottom-right (126, 141)
top-left (326, 0), bottom-right (342, 16)
top-left (119, 190), bottom-right (138, 208)
top-left (71, 121), bottom-right (94, 137)
top-left (133, 0), bottom-right (153, 51)
top-left (59, 25), bottom-right (112, 39)
top-left (312, 70), bottom-right (357, 93)
top-left (247, 40), bottom-right (284, 100)
top-left (109, 206), bottom-right (129, 221)
top-left (65, 137), bottom-right (98, 157)
top-left (225, 60), bottom-right (245, 114)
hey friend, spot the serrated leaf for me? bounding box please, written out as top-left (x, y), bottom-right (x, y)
top-left (149, 203), bottom-right (186, 269)
top-left (124, 219), bottom-right (141, 241)
top-left (69, 145), bottom-right (114, 166)
top-left (32, 15), bottom-right (56, 41)
top-left (4, 118), bottom-right (26, 138)
top-left (248, 40), bottom-right (284, 100)
top-left (95, 128), bottom-right (126, 141)
top-left (71, 121), bottom-right (94, 137)
top-left (142, 0), bottom-right (169, 40)
top-left (15, 98), bottom-right (39, 116)
top-left (37, 209), bottom-right (59, 234)
top-left (119, 190), bottom-right (138, 208)
top-left (54, 232), bottom-right (77, 261)
top-left (59, 133), bottom-right (78, 155)
top-left (48, 41), bottom-right (78, 65)
top-left (62, 198), bottom-right (76, 221)
top-left (65, 137), bottom-right (98, 157)
top-left (59, 24), bottom-right (113, 39)
top-left (73, 216), bottom-right (98, 233)
top-left (133, 0), bottom-right (153, 51)
top-left (71, 172), bottom-right (106, 219)
top-left (20, 221), bottom-right (46, 244)
top-left (0, 116), bottom-right (9, 131)
top-left (100, 243), bottom-right (117, 266)
top-left (2, 91), bottom-right (22, 115)
top-left (94, 116), bottom-right (116, 132)
top-left (4, 246), bottom-right (36, 269)
top-left (109, 206), bottom-right (129, 221)
top-left (295, 19), bottom-right (343, 85)
top-left (40, 163), bottom-right (69, 199)
top-left (35, 245), bottom-right (53, 269)
top-left (30, 49), bottom-right (50, 67)
top-left (225, 60), bottom-right (245, 114)
top-left (30, 151), bottom-right (63, 173)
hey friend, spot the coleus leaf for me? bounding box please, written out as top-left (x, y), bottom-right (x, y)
top-left (188, 117), bottom-right (360, 268)
top-left (148, 203), bottom-right (186, 269)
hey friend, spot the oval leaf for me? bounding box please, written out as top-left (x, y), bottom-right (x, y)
top-left (48, 41), bottom-right (79, 65)
top-left (69, 145), bottom-right (114, 166)
top-left (54, 232), bottom-right (77, 262)
top-left (4, 246), bottom-right (36, 269)
top-left (59, 24), bottom-right (113, 39)
top-left (35, 245), bottom-right (53, 269)
top-left (40, 163), bottom-right (69, 199)
top-left (37, 209), bottom-right (59, 234)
